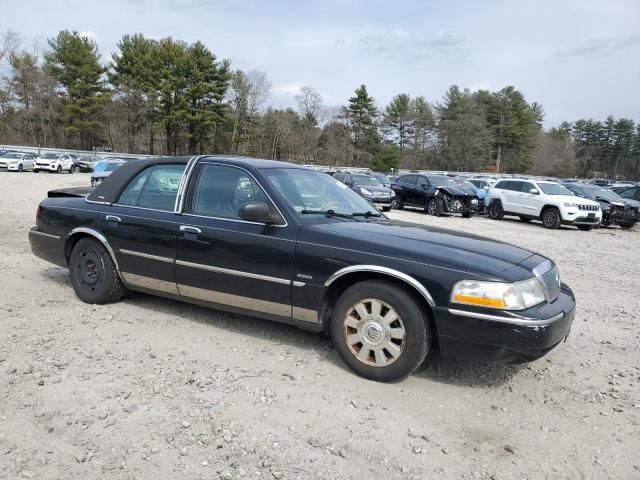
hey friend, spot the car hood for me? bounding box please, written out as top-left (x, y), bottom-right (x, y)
top-left (436, 185), bottom-right (477, 198)
top-left (554, 195), bottom-right (599, 206)
top-left (355, 184), bottom-right (393, 193)
top-left (306, 219), bottom-right (540, 280)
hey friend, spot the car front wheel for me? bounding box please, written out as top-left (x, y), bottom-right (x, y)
top-left (56, 165), bottom-right (62, 173)
top-left (69, 237), bottom-right (127, 304)
top-left (426, 198), bottom-right (442, 216)
top-left (390, 198), bottom-right (404, 210)
top-left (542, 208), bottom-right (562, 229)
top-left (330, 280), bottom-right (430, 382)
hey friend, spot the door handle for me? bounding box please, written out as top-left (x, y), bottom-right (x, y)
top-left (105, 215), bottom-right (121, 223)
top-left (179, 225), bottom-right (201, 235)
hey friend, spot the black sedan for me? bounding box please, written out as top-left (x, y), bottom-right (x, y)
top-left (332, 172), bottom-right (395, 211)
top-left (391, 173), bottom-right (479, 217)
top-left (29, 156), bottom-right (575, 382)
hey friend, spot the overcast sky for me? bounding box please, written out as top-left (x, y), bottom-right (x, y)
top-left (4, 0), bottom-right (639, 126)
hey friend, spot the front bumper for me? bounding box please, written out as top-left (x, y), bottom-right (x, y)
top-left (562, 208), bottom-right (601, 225)
top-left (435, 284), bottom-right (575, 362)
top-left (34, 163), bottom-right (60, 172)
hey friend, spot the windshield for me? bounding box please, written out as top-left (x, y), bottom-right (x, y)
top-left (538, 183), bottom-right (573, 196)
top-left (371, 174), bottom-right (390, 184)
top-left (429, 176), bottom-right (459, 188)
top-left (41, 153), bottom-right (60, 159)
top-left (584, 186), bottom-right (620, 201)
top-left (352, 175), bottom-right (382, 186)
top-left (263, 168), bottom-right (380, 217)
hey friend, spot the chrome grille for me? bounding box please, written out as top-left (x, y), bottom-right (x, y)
top-left (533, 260), bottom-right (561, 302)
top-left (578, 204), bottom-right (598, 211)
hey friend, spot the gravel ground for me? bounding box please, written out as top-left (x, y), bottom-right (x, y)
top-left (1, 172), bottom-right (639, 480)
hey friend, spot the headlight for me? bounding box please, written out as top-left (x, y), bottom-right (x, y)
top-left (564, 202), bottom-right (578, 207)
top-left (390, 190), bottom-right (396, 197)
top-left (360, 188), bottom-right (373, 195)
top-left (471, 198), bottom-right (478, 204)
top-left (451, 277), bottom-right (546, 310)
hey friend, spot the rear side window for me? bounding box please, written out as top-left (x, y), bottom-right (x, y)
top-left (117, 164), bottom-right (186, 211)
top-left (399, 175), bottom-right (417, 185)
top-left (417, 176), bottom-right (429, 186)
top-left (494, 180), bottom-right (510, 190)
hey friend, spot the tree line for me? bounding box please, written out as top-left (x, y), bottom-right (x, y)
top-left (1, 29), bottom-right (638, 179)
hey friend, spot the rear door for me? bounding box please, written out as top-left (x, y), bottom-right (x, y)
top-left (100, 163), bottom-right (186, 294)
top-left (515, 181), bottom-right (541, 215)
top-left (175, 162), bottom-right (297, 319)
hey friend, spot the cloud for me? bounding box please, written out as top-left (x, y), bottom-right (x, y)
top-left (355, 27), bottom-right (469, 62)
top-left (556, 33), bottom-right (640, 58)
top-left (79, 30), bottom-right (99, 41)
top-left (272, 82), bottom-right (305, 97)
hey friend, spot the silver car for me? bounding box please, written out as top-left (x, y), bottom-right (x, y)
top-left (90, 159), bottom-right (128, 186)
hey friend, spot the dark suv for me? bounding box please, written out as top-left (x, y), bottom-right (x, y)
top-left (391, 174), bottom-right (479, 217)
top-left (332, 172), bottom-right (395, 211)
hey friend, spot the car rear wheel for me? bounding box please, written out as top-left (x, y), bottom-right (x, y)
top-left (390, 198), bottom-right (404, 210)
top-left (488, 201), bottom-right (504, 220)
top-left (426, 198), bottom-right (442, 216)
top-left (541, 208), bottom-right (561, 229)
top-left (69, 237), bottom-right (126, 304)
top-left (619, 222), bottom-right (635, 229)
top-left (330, 280), bottom-right (430, 382)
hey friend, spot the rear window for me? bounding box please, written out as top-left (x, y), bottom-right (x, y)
top-left (118, 164), bottom-right (186, 211)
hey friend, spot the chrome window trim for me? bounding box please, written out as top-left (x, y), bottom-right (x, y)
top-left (175, 259), bottom-right (292, 285)
top-left (325, 265), bottom-right (435, 306)
top-left (179, 161), bottom-right (288, 228)
top-left (448, 308), bottom-right (564, 326)
top-left (119, 249), bottom-right (174, 264)
top-left (68, 227), bottom-right (121, 274)
top-left (30, 230), bottom-right (61, 240)
top-left (111, 203), bottom-right (182, 215)
top-left (174, 155), bottom-right (199, 213)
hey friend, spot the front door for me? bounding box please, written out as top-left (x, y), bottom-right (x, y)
top-left (175, 162), bottom-right (297, 319)
top-left (100, 163), bottom-right (186, 294)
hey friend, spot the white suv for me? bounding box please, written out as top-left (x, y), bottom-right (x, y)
top-left (486, 179), bottom-right (602, 230)
top-left (34, 153), bottom-right (77, 173)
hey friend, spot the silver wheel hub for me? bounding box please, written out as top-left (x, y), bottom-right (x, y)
top-left (343, 298), bottom-right (406, 367)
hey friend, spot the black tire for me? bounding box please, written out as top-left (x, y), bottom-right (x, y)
top-left (33, 169), bottom-right (39, 173)
top-left (382, 206), bottom-right (390, 212)
top-left (619, 222), bottom-right (635, 229)
top-left (519, 216), bottom-right (531, 223)
top-left (56, 165), bottom-right (62, 173)
top-left (577, 225), bottom-right (593, 231)
top-left (17, 164), bottom-right (23, 172)
top-left (488, 201), bottom-right (504, 220)
top-left (462, 212), bottom-right (473, 218)
top-left (330, 280), bottom-right (430, 382)
top-left (541, 207), bottom-right (562, 229)
top-left (69, 237), bottom-right (126, 304)
top-left (72, 165), bottom-right (80, 173)
top-left (426, 197), bottom-right (442, 216)
top-left (390, 198), bottom-right (404, 210)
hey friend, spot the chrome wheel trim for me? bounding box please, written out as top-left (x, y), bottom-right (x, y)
top-left (343, 298), bottom-right (406, 367)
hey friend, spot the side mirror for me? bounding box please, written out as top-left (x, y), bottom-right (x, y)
top-left (483, 185), bottom-right (490, 190)
top-left (238, 201), bottom-right (274, 224)
top-left (529, 188), bottom-right (539, 195)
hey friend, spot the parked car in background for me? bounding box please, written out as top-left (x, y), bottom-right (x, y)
top-left (370, 172), bottom-right (391, 188)
top-left (615, 185), bottom-right (640, 202)
top-left (29, 156), bottom-right (576, 382)
top-left (453, 178), bottom-right (487, 212)
top-left (74, 156), bottom-right (101, 173)
top-left (563, 182), bottom-right (639, 229)
top-left (486, 179), bottom-right (601, 230)
top-left (391, 174), bottom-right (479, 217)
top-left (468, 178), bottom-right (494, 191)
top-left (0, 152), bottom-right (37, 172)
top-left (332, 172), bottom-right (395, 211)
top-left (34, 153), bottom-right (78, 173)
top-left (90, 158), bottom-right (128, 186)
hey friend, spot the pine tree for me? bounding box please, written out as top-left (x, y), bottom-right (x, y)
top-left (45, 30), bottom-right (106, 150)
top-left (345, 84), bottom-right (379, 165)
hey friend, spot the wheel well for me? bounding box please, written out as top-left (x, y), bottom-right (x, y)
top-left (320, 272), bottom-right (438, 347)
top-left (540, 204), bottom-right (559, 217)
top-left (65, 232), bottom-right (89, 264)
